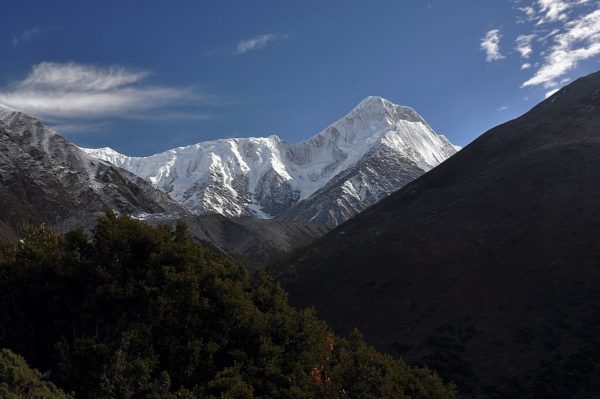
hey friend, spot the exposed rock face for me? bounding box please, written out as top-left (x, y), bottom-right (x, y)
top-left (279, 72), bottom-right (600, 398)
top-left (277, 143), bottom-right (427, 225)
top-left (84, 96), bottom-right (457, 226)
top-left (0, 104), bottom-right (186, 236)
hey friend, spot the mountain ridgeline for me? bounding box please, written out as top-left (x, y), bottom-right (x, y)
top-left (0, 104), bottom-right (186, 235)
top-left (84, 97), bottom-right (457, 226)
top-left (279, 71), bottom-right (600, 398)
top-left (0, 105), bottom-right (329, 262)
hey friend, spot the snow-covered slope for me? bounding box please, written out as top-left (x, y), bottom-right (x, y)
top-left (84, 96), bottom-right (458, 225)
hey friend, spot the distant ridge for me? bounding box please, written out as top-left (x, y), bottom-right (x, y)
top-left (84, 96), bottom-right (457, 226)
top-left (0, 105), bottom-right (330, 262)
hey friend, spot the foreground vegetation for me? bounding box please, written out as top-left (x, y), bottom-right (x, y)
top-left (0, 213), bottom-right (454, 398)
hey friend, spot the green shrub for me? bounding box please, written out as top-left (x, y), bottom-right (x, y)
top-left (0, 348), bottom-right (70, 399)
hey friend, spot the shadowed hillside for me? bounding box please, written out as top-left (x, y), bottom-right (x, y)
top-left (280, 71), bottom-right (600, 398)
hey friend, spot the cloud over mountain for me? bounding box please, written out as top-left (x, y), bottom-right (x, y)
top-left (0, 62), bottom-right (194, 119)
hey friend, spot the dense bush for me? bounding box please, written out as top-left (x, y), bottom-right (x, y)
top-left (0, 213), bottom-right (455, 398)
top-left (0, 348), bottom-right (70, 399)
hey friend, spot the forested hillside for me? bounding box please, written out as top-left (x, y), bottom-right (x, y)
top-left (0, 213), bottom-right (454, 398)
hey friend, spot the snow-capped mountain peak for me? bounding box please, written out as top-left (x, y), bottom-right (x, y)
top-left (344, 96), bottom-right (426, 130)
top-left (84, 97), bottom-right (458, 225)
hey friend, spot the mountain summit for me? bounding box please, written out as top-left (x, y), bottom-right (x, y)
top-left (85, 97), bottom-right (457, 225)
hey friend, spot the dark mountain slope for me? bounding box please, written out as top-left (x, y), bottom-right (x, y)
top-left (280, 71), bottom-right (600, 398)
top-left (0, 220), bottom-right (17, 243)
top-left (142, 213), bottom-right (330, 265)
top-left (184, 214), bottom-right (329, 264)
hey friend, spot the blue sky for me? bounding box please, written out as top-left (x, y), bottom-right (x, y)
top-left (1, 0), bottom-right (600, 155)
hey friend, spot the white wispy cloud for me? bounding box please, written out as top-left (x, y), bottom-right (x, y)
top-left (234, 33), bottom-right (287, 55)
top-left (516, 34), bottom-right (536, 57)
top-left (11, 27), bottom-right (58, 46)
top-left (481, 29), bottom-right (506, 62)
top-left (498, 105), bottom-right (509, 111)
top-left (522, 8), bottom-right (600, 88)
top-left (538, 28), bottom-right (562, 42)
top-left (46, 121), bottom-right (111, 134)
top-left (497, 0), bottom-right (600, 97)
top-left (0, 62), bottom-right (195, 119)
top-left (536, 0), bottom-right (572, 23)
top-left (518, 5), bottom-right (537, 20)
top-left (530, 0), bottom-right (595, 25)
